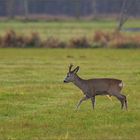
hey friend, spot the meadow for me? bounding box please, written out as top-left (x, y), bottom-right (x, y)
top-left (0, 19), bottom-right (140, 41)
top-left (0, 48), bottom-right (140, 140)
top-left (0, 19), bottom-right (140, 139)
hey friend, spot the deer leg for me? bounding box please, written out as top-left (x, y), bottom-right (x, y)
top-left (119, 94), bottom-right (127, 110)
top-left (91, 96), bottom-right (95, 110)
top-left (122, 94), bottom-right (128, 110)
top-left (114, 93), bottom-right (127, 110)
top-left (120, 98), bottom-right (124, 109)
top-left (125, 98), bottom-right (128, 110)
top-left (76, 96), bottom-right (89, 110)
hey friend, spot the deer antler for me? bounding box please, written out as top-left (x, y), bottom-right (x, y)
top-left (69, 64), bottom-right (73, 72)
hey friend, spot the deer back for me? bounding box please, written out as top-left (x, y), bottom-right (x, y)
top-left (88, 78), bottom-right (123, 95)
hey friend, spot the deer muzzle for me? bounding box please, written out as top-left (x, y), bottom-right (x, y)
top-left (63, 80), bottom-right (68, 83)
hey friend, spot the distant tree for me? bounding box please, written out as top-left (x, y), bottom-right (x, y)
top-left (6, 0), bottom-right (15, 19)
top-left (92, 0), bottom-right (97, 19)
top-left (24, 0), bottom-right (29, 20)
top-left (117, 0), bottom-right (136, 31)
top-left (75, 0), bottom-right (81, 19)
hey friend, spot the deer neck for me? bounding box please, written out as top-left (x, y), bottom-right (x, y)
top-left (73, 74), bottom-right (85, 91)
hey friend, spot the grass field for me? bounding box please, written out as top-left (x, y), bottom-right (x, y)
top-left (0, 48), bottom-right (140, 140)
top-left (0, 20), bottom-right (140, 41)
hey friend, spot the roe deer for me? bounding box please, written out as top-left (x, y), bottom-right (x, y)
top-left (64, 64), bottom-right (127, 110)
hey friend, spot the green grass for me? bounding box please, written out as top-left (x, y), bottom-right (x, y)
top-left (0, 19), bottom-right (140, 41)
top-left (0, 48), bottom-right (140, 140)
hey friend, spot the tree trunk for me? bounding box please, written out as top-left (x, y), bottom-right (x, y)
top-left (6, 0), bottom-right (15, 19)
top-left (75, 0), bottom-right (81, 19)
top-left (116, 0), bottom-right (134, 31)
top-left (92, 0), bottom-right (97, 19)
top-left (24, 0), bottom-right (29, 20)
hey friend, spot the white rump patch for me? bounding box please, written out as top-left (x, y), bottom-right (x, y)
top-left (119, 82), bottom-right (123, 87)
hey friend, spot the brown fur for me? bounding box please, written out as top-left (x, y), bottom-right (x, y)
top-left (64, 65), bottom-right (127, 110)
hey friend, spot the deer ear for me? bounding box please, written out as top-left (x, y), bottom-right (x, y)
top-left (69, 64), bottom-right (73, 72)
top-left (73, 66), bottom-right (80, 73)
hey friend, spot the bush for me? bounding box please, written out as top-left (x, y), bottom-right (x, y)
top-left (0, 36), bottom-right (2, 47)
top-left (0, 31), bottom-right (42, 48)
top-left (93, 31), bottom-right (112, 47)
top-left (15, 35), bottom-right (26, 48)
top-left (90, 42), bottom-right (103, 48)
top-left (2, 30), bottom-right (17, 47)
top-left (24, 32), bottom-right (41, 48)
top-left (68, 36), bottom-right (90, 48)
top-left (0, 29), bottom-right (139, 49)
top-left (93, 31), bottom-right (140, 48)
top-left (42, 37), bottom-right (66, 48)
top-left (109, 37), bottom-right (140, 48)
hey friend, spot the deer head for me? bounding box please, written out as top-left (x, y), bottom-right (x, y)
top-left (64, 64), bottom-right (79, 83)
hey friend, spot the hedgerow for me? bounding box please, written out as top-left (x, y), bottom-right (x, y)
top-left (0, 30), bottom-right (139, 48)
